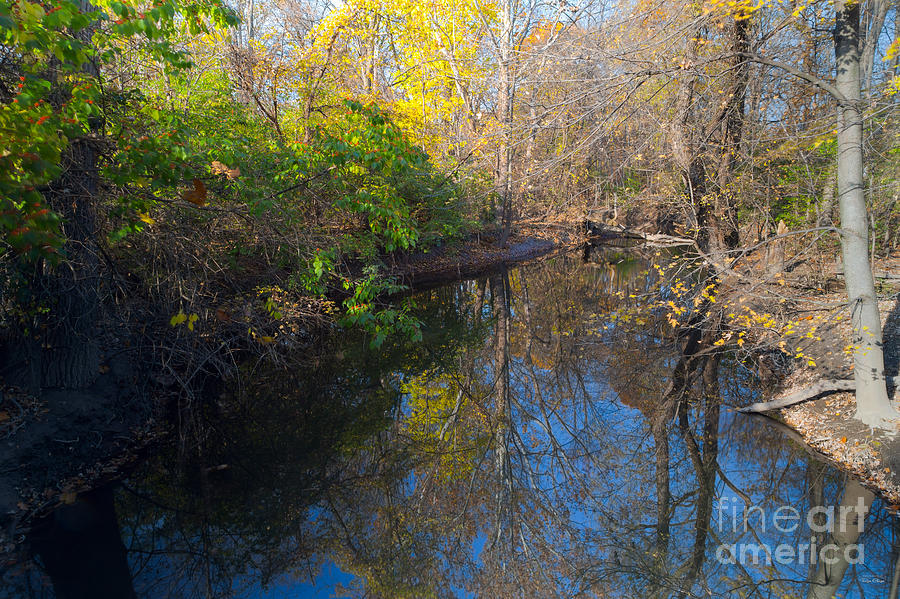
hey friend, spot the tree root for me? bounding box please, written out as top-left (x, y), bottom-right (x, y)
top-left (737, 377), bottom-right (898, 413)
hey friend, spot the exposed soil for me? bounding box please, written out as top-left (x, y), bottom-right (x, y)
top-left (758, 268), bottom-right (900, 505)
top-left (0, 345), bottom-right (157, 555)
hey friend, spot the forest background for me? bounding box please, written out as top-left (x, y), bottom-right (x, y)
top-left (1, 0), bottom-right (898, 415)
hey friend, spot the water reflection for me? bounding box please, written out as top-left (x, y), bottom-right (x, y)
top-left (4, 248), bottom-right (899, 598)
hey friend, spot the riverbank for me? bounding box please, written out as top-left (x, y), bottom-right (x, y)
top-left (764, 292), bottom-right (900, 504)
top-left (726, 244), bottom-right (900, 504)
top-left (388, 220), bottom-right (584, 288)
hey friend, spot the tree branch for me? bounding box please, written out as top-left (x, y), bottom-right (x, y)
top-left (736, 52), bottom-right (850, 106)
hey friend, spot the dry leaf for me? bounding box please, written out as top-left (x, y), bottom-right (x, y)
top-left (182, 178), bottom-right (208, 206)
top-left (215, 308), bottom-right (231, 322)
top-left (0, 411), bottom-right (9, 423)
top-left (60, 491), bottom-right (77, 505)
top-left (211, 160), bottom-right (241, 180)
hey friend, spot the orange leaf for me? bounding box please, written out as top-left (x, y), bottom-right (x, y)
top-left (182, 178), bottom-right (207, 206)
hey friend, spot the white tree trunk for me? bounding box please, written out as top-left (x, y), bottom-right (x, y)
top-left (834, 0), bottom-right (897, 427)
top-left (807, 479), bottom-right (873, 599)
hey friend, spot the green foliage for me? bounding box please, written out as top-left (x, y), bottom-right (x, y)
top-left (270, 100), bottom-right (465, 344)
top-left (0, 0), bottom-right (237, 261)
top-left (1, 0), bottom-right (471, 348)
top-left (279, 99), bottom-right (445, 252)
top-left (338, 266), bottom-right (423, 348)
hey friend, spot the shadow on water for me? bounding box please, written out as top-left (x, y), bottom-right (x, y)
top-left (883, 293), bottom-right (900, 380)
top-left (3, 247), bottom-right (900, 598)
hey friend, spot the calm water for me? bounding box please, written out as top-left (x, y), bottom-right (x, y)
top-left (3, 247), bottom-right (899, 598)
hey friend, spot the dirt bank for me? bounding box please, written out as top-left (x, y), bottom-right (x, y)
top-left (742, 265), bottom-right (900, 504)
top-left (770, 293), bottom-right (900, 504)
top-left (0, 343), bottom-right (157, 555)
top-left (386, 221), bottom-right (582, 289)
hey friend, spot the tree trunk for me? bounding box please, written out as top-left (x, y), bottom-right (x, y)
top-left (364, 14), bottom-right (379, 95)
top-left (861, 0), bottom-right (889, 98)
top-left (807, 479), bottom-right (873, 599)
top-left (676, 350), bottom-right (720, 598)
top-left (30, 486), bottom-right (137, 599)
top-left (38, 139), bottom-right (102, 390)
top-left (495, 0), bottom-right (514, 248)
top-left (711, 15), bottom-right (750, 252)
top-left (834, 0), bottom-right (896, 427)
top-left (20, 0), bottom-right (102, 391)
top-left (817, 172), bottom-right (837, 227)
top-left (670, 22), bottom-right (712, 252)
top-left (489, 271), bottom-right (513, 551)
top-left (651, 407), bottom-right (672, 558)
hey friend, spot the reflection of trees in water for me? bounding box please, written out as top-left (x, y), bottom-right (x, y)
top-left (379, 253), bottom-right (897, 598)
top-left (28, 487), bottom-right (136, 599)
top-left (17, 253), bottom-right (899, 598)
top-left (22, 294), bottom-right (483, 599)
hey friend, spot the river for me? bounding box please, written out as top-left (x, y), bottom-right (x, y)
top-left (3, 246), bottom-right (897, 598)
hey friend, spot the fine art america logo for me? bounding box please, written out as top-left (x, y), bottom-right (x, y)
top-left (715, 496), bottom-right (868, 566)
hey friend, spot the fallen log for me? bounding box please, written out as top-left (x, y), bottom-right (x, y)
top-left (642, 232), bottom-right (696, 247)
top-left (583, 220), bottom-right (694, 247)
top-left (833, 270), bottom-right (900, 280)
top-left (737, 377), bottom-right (898, 413)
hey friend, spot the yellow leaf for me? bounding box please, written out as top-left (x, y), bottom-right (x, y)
top-left (885, 38), bottom-right (900, 62)
top-left (138, 212), bottom-right (155, 225)
top-left (170, 311), bottom-right (187, 326)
